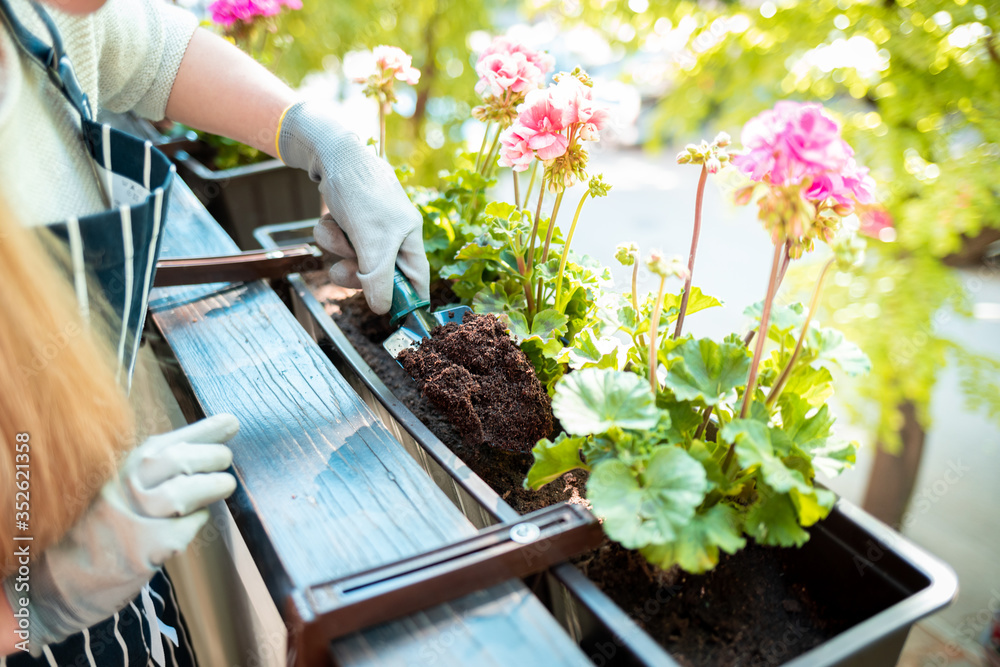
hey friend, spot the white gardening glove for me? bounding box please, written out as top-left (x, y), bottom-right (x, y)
top-left (277, 100), bottom-right (430, 315)
top-left (2, 414), bottom-right (239, 652)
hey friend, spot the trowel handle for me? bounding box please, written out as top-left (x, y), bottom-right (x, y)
top-left (389, 267), bottom-right (430, 327)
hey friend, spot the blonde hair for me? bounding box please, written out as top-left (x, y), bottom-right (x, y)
top-left (0, 199), bottom-right (135, 577)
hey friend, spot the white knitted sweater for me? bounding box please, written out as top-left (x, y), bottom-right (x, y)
top-left (0, 0), bottom-right (198, 227)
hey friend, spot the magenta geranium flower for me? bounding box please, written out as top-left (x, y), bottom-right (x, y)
top-left (209, 0), bottom-right (285, 27)
top-left (733, 101), bottom-right (874, 211)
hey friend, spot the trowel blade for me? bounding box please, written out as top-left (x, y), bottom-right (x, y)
top-left (382, 305), bottom-right (473, 360)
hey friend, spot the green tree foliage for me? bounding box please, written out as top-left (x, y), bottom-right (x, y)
top-left (531, 0), bottom-right (1000, 448)
top-left (273, 0), bottom-right (493, 182)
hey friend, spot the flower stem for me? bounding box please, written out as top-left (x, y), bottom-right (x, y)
top-left (554, 189), bottom-right (590, 310)
top-left (379, 101), bottom-right (387, 160)
top-left (481, 129), bottom-right (502, 176)
top-left (513, 169), bottom-right (521, 210)
top-left (475, 121), bottom-right (492, 172)
top-left (766, 257), bottom-right (835, 407)
top-left (648, 275), bottom-right (668, 393)
top-left (673, 165), bottom-right (708, 340)
top-left (523, 161), bottom-right (539, 204)
top-left (524, 174), bottom-right (547, 315)
top-left (739, 242), bottom-right (785, 419)
top-left (631, 255), bottom-right (640, 314)
top-left (541, 190), bottom-right (564, 265)
top-left (537, 190), bottom-right (565, 309)
top-left (694, 406), bottom-right (712, 440)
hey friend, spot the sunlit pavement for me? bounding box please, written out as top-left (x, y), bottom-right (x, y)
top-left (500, 145), bottom-right (1000, 664)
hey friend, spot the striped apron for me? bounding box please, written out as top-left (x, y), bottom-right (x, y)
top-left (1, 2), bottom-right (199, 665)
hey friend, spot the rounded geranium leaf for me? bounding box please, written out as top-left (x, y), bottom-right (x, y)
top-left (587, 447), bottom-right (708, 550)
top-left (552, 368), bottom-right (658, 435)
top-left (664, 338), bottom-right (751, 406)
top-left (639, 504), bottom-right (746, 574)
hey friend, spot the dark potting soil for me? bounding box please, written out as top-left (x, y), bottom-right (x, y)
top-left (576, 541), bottom-right (854, 667)
top-left (397, 313), bottom-right (552, 454)
top-left (306, 275), bottom-right (855, 667)
top-left (303, 275), bottom-right (586, 514)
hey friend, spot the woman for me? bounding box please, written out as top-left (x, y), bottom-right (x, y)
top-left (0, 197), bottom-right (238, 665)
top-left (0, 0), bottom-right (430, 661)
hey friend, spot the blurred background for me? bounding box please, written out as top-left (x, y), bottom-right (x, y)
top-left (177, 0), bottom-right (1000, 662)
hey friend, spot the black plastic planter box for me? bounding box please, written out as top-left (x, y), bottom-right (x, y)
top-left (173, 150), bottom-right (320, 250)
top-left (256, 221), bottom-right (959, 667)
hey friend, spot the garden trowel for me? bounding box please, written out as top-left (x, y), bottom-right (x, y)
top-left (382, 269), bottom-right (471, 360)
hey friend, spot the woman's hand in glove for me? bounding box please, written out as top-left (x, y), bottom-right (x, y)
top-left (2, 414), bottom-right (240, 653)
top-left (277, 101), bottom-right (430, 315)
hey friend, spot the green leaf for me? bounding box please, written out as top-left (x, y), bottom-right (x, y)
top-left (559, 327), bottom-right (622, 371)
top-left (456, 239), bottom-right (505, 264)
top-left (552, 368), bottom-right (659, 436)
top-left (790, 486), bottom-right (836, 526)
top-left (473, 283), bottom-right (525, 315)
top-left (808, 327), bottom-right (871, 377)
top-left (530, 309), bottom-right (569, 341)
top-left (483, 201), bottom-right (517, 219)
top-left (778, 396), bottom-right (853, 479)
top-left (688, 439), bottom-right (741, 495)
top-left (782, 365), bottom-right (834, 408)
top-left (721, 419), bottom-right (814, 496)
top-left (662, 401), bottom-right (705, 444)
top-left (779, 395), bottom-right (835, 453)
top-left (744, 482), bottom-right (810, 548)
top-left (640, 504), bottom-right (746, 573)
top-left (744, 301), bottom-right (807, 337)
top-left (501, 311), bottom-right (530, 340)
top-left (662, 287), bottom-right (723, 323)
top-left (588, 447), bottom-right (708, 549)
top-left (525, 433), bottom-right (589, 489)
top-left (814, 439), bottom-right (857, 478)
top-left (664, 338), bottom-right (751, 406)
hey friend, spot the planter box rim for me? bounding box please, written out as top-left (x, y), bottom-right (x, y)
top-left (174, 149), bottom-right (288, 181)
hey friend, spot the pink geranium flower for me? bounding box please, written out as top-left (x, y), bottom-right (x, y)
top-left (372, 45), bottom-right (421, 85)
top-left (498, 126), bottom-right (535, 172)
top-left (550, 76), bottom-right (611, 134)
top-left (858, 206), bottom-right (894, 239)
top-left (475, 52), bottom-right (543, 98)
top-left (516, 88), bottom-right (572, 160)
top-left (478, 36), bottom-right (555, 81)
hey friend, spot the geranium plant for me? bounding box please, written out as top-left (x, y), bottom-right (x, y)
top-left (524, 101), bottom-right (876, 573)
top-left (364, 37), bottom-right (876, 575)
top-left (413, 37), bottom-right (621, 389)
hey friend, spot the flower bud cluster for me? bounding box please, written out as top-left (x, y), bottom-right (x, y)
top-left (676, 132), bottom-right (732, 174)
top-left (646, 250), bottom-right (690, 280)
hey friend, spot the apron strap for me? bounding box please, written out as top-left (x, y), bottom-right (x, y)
top-left (0, 0), bottom-right (93, 121)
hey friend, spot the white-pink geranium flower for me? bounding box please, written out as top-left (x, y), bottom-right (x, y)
top-left (549, 76), bottom-right (611, 135)
top-left (478, 36), bottom-right (555, 82)
top-left (475, 51), bottom-right (543, 98)
top-left (516, 89), bottom-right (572, 160)
top-left (498, 125), bottom-right (535, 172)
top-left (372, 45), bottom-right (420, 85)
